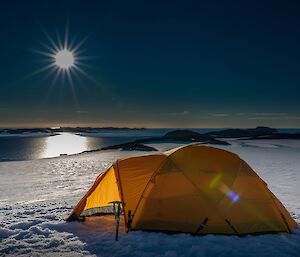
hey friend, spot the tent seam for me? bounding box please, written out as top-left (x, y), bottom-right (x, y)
top-left (113, 160), bottom-right (127, 228)
top-left (130, 154), bottom-right (168, 222)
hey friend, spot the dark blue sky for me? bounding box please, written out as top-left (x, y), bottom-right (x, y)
top-left (1, 0), bottom-right (300, 128)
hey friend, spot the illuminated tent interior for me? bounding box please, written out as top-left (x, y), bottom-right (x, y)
top-left (67, 145), bottom-right (298, 235)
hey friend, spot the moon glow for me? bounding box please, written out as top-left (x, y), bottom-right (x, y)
top-left (55, 49), bottom-right (74, 69)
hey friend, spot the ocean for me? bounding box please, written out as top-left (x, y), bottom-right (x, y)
top-left (0, 128), bottom-right (299, 161)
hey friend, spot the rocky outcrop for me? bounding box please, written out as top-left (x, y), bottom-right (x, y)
top-left (242, 133), bottom-right (300, 140)
top-left (133, 130), bottom-right (230, 145)
top-left (205, 126), bottom-right (278, 138)
top-left (101, 143), bottom-right (158, 151)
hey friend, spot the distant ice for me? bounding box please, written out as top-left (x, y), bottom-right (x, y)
top-left (0, 132), bottom-right (56, 137)
top-left (0, 140), bottom-right (300, 256)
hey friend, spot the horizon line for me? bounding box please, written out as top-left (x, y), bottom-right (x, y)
top-left (0, 126), bottom-right (300, 130)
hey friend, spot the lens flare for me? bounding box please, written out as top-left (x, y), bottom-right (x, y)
top-left (227, 190), bottom-right (240, 202)
top-left (217, 179), bottom-right (240, 203)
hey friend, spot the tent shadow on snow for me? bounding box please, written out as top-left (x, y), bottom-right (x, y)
top-left (57, 217), bottom-right (300, 257)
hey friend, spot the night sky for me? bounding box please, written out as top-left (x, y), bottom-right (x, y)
top-left (1, 0), bottom-right (300, 128)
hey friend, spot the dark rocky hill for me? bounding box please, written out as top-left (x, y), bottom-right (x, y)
top-left (133, 129), bottom-right (230, 145)
top-left (101, 143), bottom-right (158, 151)
top-left (205, 126), bottom-right (278, 138)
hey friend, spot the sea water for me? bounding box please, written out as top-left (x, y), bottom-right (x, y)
top-left (0, 128), bottom-right (299, 161)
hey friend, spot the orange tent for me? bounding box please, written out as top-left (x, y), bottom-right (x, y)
top-left (67, 144), bottom-right (297, 235)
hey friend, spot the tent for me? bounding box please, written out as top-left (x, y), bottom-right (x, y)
top-left (67, 144), bottom-right (297, 235)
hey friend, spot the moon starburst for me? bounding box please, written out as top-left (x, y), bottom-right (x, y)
top-left (28, 24), bottom-right (95, 109)
top-left (30, 29), bottom-right (87, 79)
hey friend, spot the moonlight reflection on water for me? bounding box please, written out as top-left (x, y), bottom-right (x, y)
top-left (41, 133), bottom-right (89, 158)
top-left (0, 129), bottom-right (166, 161)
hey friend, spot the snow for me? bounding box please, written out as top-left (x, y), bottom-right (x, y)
top-left (0, 140), bottom-right (300, 256)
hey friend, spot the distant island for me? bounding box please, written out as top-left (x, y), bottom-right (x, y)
top-left (96, 127), bottom-right (300, 152)
top-left (205, 126), bottom-right (300, 140)
top-left (1, 126), bottom-right (300, 153)
top-left (0, 126), bottom-right (299, 154)
top-left (79, 129), bottom-right (230, 153)
top-left (205, 126), bottom-right (277, 138)
top-left (132, 130), bottom-right (230, 145)
top-left (100, 142), bottom-right (158, 152)
top-left (0, 127), bottom-right (146, 135)
top-left (1, 126), bottom-right (300, 140)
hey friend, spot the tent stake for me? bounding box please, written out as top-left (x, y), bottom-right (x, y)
top-left (126, 210), bottom-right (132, 233)
top-left (109, 201), bottom-right (124, 241)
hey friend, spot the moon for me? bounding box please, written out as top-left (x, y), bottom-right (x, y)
top-left (55, 49), bottom-right (74, 69)
top-left (29, 26), bottom-right (93, 87)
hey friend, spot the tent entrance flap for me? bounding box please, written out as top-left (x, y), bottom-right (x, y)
top-left (81, 166), bottom-right (121, 217)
